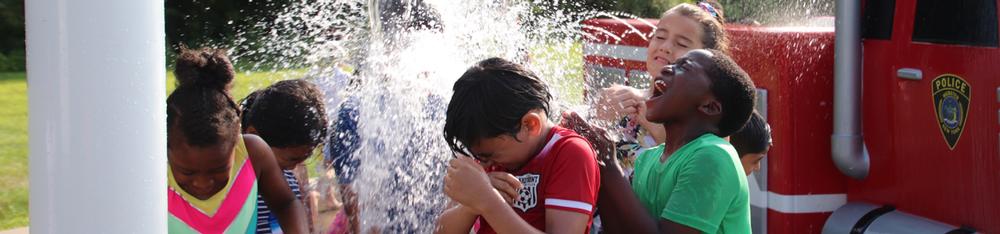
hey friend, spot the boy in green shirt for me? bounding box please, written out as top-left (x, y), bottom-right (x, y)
top-left (572, 49), bottom-right (756, 233)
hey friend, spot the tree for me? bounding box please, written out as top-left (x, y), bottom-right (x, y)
top-left (616, 0), bottom-right (692, 18)
top-left (0, 0), bottom-right (24, 71)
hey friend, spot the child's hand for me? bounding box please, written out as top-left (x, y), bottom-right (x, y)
top-left (444, 157), bottom-right (508, 214)
top-left (597, 85), bottom-right (646, 120)
top-left (487, 172), bottom-right (523, 205)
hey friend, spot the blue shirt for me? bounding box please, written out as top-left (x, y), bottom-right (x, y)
top-left (256, 170), bottom-right (303, 234)
top-left (326, 96), bottom-right (363, 185)
top-left (322, 92), bottom-right (447, 232)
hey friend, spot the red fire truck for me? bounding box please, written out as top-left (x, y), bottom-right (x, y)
top-left (581, 0), bottom-right (999, 233)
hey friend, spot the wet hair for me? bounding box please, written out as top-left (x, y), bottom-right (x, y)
top-left (730, 111), bottom-right (771, 156)
top-left (664, 1), bottom-right (730, 54)
top-left (167, 48), bottom-right (240, 148)
top-left (703, 49), bottom-right (755, 137)
top-left (240, 79), bottom-right (329, 148)
top-left (443, 57), bottom-right (551, 156)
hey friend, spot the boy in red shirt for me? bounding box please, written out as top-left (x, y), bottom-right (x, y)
top-left (435, 58), bottom-right (600, 234)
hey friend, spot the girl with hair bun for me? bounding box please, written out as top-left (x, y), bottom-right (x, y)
top-left (166, 48), bottom-right (308, 233)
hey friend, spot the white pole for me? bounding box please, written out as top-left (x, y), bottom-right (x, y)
top-left (26, 0), bottom-right (166, 232)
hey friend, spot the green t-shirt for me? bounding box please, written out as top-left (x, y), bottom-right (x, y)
top-left (631, 133), bottom-right (751, 234)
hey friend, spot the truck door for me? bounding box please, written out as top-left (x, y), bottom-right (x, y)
top-left (861, 0), bottom-right (1000, 230)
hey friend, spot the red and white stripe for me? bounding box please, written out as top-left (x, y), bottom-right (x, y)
top-left (546, 198), bottom-right (594, 214)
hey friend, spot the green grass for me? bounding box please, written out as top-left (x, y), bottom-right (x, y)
top-left (0, 44), bottom-right (584, 229)
top-left (0, 70), bottom-right (310, 230)
top-left (0, 72), bottom-right (28, 230)
top-left (532, 42), bottom-right (585, 105)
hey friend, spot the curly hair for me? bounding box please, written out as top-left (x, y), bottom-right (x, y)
top-left (167, 48), bottom-right (240, 147)
top-left (240, 79), bottom-right (329, 148)
top-left (703, 49), bottom-right (756, 137)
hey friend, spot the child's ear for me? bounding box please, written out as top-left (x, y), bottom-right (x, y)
top-left (521, 112), bottom-right (544, 136)
top-left (699, 99), bottom-right (722, 117)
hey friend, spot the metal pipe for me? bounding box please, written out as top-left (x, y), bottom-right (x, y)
top-left (832, 0), bottom-right (869, 179)
top-left (823, 202), bottom-right (963, 233)
top-left (26, 0), bottom-right (166, 232)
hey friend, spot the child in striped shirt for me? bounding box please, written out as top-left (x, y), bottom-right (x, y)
top-left (241, 79), bottom-right (330, 233)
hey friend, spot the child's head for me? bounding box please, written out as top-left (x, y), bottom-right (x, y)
top-left (444, 58), bottom-right (552, 168)
top-left (730, 111), bottom-right (771, 176)
top-left (645, 49), bottom-right (755, 138)
top-left (240, 79), bottom-right (329, 170)
top-left (166, 48), bottom-right (241, 200)
top-left (646, 1), bottom-right (729, 77)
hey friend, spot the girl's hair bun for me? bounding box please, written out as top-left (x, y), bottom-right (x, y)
top-left (174, 48), bottom-right (235, 90)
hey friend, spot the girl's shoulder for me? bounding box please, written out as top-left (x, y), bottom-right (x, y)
top-left (242, 134), bottom-right (275, 177)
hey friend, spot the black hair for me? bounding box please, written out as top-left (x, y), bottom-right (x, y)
top-left (167, 48), bottom-right (240, 148)
top-left (704, 49), bottom-right (756, 137)
top-left (443, 57), bottom-right (551, 156)
top-left (730, 111), bottom-right (771, 156)
top-left (240, 79), bottom-right (329, 148)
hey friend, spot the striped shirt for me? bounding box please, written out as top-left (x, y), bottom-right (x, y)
top-left (256, 169), bottom-right (302, 234)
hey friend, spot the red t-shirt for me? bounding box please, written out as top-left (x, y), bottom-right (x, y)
top-left (476, 126), bottom-right (601, 234)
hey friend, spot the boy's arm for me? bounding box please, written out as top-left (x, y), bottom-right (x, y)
top-left (544, 209), bottom-right (592, 234)
top-left (560, 113), bottom-right (659, 232)
top-left (597, 165), bottom-right (699, 234)
top-left (477, 201), bottom-right (544, 234)
top-left (440, 204), bottom-right (589, 234)
top-left (458, 203), bottom-right (590, 234)
top-left (434, 203), bottom-right (480, 234)
top-left (542, 137), bottom-right (602, 234)
top-left (595, 161), bottom-right (653, 232)
top-left (444, 156), bottom-right (596, 234)
top-left (563, 115), bottom-right (701, 234)
top-left (244, 134), bottom-right (309, 234)
top-left (437, 172), bottom-right (521, 234)
top-left (601, 148), bottom-right (740, 234)
top-left (444, 158), bottom-right (546, 234)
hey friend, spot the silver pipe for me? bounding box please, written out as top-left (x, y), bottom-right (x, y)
top-left (832, 0), bottom-right (869, 179)
top-left (823, 202), bottom-right (963, 233)
top-left (369, 0), bottom-right (383, 42)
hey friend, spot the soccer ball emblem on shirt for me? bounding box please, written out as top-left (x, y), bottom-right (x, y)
top-left (513, 174), bottom-right (540, 212)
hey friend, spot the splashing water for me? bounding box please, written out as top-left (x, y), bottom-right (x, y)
top-left (214, 0), bottom-right (835, 231)
top-left (228, 0), bottom-right (613, 232)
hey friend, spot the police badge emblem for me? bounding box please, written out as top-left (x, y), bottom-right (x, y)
top-left (513, 174), bottom-right (540, 212)
top-left (931, 74), bottom-right (971, 150)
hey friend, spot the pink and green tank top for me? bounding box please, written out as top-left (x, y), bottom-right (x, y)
top-left (168, 137), bottom-right (258, 233)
